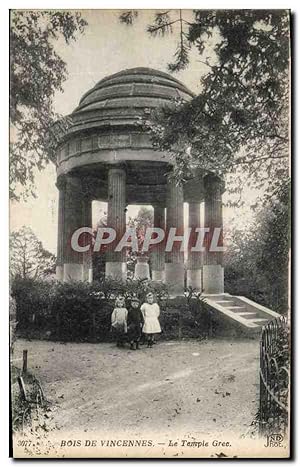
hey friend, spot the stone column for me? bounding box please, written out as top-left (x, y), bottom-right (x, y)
top-left (82, 196), bottom-right (93, 282)
top-left (203, 174), bottom-right (224, 294)
top-left (105, 166), bottom-right (127, 281)
top-left (56, 178), bottom-right (66, 281)
top-left (151, 204), bottom-right (165, 282)
top-left (165, 179), bottom-right (185, 295)
top-left (63, 175), bottom-right (84, 282)
top-left (187, 202), bottom-right (202, 292)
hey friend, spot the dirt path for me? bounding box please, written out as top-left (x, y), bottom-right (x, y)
top-left (13, 338), bottom-right (260, 439)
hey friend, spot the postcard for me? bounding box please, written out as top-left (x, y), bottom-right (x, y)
top-left (10, 9), bottom-right (291, 458)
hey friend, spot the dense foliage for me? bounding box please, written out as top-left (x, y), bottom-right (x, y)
top-left (120, 10), bottom-right (290, 201)
top-left (10, 10), bottom-right (87, 200)
top-left (11, 277), bottom-right (212, 342)
top-left (225, 181), bottom-right (290, 313)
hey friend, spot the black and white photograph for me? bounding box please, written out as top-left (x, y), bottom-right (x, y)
top-left (8, 7), bottom-right (291, 458)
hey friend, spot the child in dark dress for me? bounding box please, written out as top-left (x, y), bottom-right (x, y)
top-left (127, 296), bottom-right (144, 350)
top-left (111, 295), bottom-right (128, 347)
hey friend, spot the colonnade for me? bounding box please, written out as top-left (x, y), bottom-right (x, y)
top-left (56, 166), bottom-right (224, 295)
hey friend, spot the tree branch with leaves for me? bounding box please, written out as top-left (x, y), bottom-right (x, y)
top-left (119, 10), bottom-right (290, 201)
top-left (10, 10), bottom-right (87, 201)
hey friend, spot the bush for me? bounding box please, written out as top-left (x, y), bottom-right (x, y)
top-left (12, 278), bottom-right (53, 332)
top-left (11, 277), bottom-right (211, 342)
top-left (159, 295), bottom-right (213, 339)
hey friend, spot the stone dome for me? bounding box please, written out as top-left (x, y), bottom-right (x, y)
top-left (56, 68), bottom-right (201, 204)
top-left (69, 67), bottom-right (194, 134)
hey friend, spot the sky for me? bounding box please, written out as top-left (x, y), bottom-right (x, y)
top-left (10, 9), bottom-right (258, 254)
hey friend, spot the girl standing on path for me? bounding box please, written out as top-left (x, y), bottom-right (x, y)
top-left (141, 292), bottom-right (161, 348)
top-left (111, 295), bottom-right (128, 347)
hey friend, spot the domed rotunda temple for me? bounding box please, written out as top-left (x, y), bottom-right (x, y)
top-left (55, 67), bottom-right (224, 295)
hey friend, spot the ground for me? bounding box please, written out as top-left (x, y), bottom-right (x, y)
top-left (12, 338), bottom-right (259, 440)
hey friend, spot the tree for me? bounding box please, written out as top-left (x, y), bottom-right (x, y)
top-left (224, 180), bottom-right (290, 311)
top-left (10, 226), bottom-right (56, 279)
top-left (127, 206), bottom-right (154, 252)
top-left (255, 181), bottom-right (290, 310)
top-left (119, 10), bottom-right (290, 200)
top-left (127, 207), bottom-right (154, 276)
top-left (10, 10), bottom-right (87, 200)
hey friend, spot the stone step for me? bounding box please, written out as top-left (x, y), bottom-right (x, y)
top-left (203, 293), bottom-right (280, 338)
top-left (237, 312), bottom-right (257, 317)
top-left (216, 300), bottom-right (234, 303)
top-left (215, 301), bottom-right (235, 307)
top-left (250, 318), bottom-right (270, 323)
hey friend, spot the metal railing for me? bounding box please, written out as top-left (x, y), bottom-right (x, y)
top-left (259, 316), bottom-right (290, 435)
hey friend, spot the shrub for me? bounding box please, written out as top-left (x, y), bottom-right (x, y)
top-left (11, 277), bottom-right (211, 342)
top-left (12, 277), bottom-right (53, 331)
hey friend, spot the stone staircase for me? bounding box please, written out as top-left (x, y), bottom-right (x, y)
top-left (203, 293), bottom-right (281, 337)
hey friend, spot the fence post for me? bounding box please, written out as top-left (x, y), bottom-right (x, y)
top-left (22, 349), bottom-right (28, 374)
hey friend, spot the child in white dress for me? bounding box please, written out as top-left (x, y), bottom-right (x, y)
top-left (141, 292), bottom-right (161, 348)
top-left (111, 295), bottom-right (128, 347)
